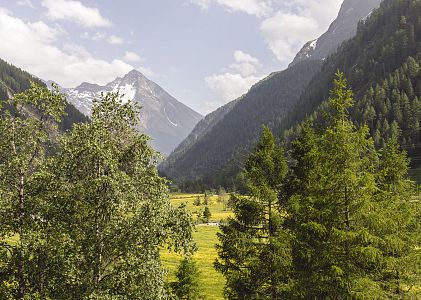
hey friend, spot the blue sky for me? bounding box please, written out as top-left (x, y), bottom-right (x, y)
top-left (0, 0), bottom-right (342, 114)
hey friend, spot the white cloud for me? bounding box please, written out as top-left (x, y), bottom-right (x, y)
top-left (121, 51), bottom-right (144, 63)
top-left (41, 0), bottom-right (112, 27)
top-left (80, 32), bottom-right (125, 45)
top-left (17, 0), bottom-right (36, 9)
top-left (191, 0), bottom-right (272, 17)
top-left (230, 50), bottom-right (262, 77)
top-left (0, 9), bottom-right (133, 87)
top-left (136, 66), bottom-right (155, 78)
top-left (260, 0), bottom-right (342, 64)
top-left (107, 34), bottom-right (124, 45)
top-left (205, 50), bottom-right (263, 110)
top-left (191, 0), bottom-right (342, 65)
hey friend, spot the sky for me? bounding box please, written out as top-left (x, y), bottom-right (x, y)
top-left (0, 0), bottom-right (343, 114)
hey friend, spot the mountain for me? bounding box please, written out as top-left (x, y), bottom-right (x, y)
top-left (161, 0), bottom-right (383, 185)
top-left (0, 58), bottom-right (89, 131)
top-left (160, 97), bottom-right (239, 175)
top-left (160, 59), bottom-right (323, 184)
top-left (290, 0), bottom-right (382, 66)
top-left (162, 0), bottom-right (421, 188)
top-left (63, 70), bottom-right (203, 155)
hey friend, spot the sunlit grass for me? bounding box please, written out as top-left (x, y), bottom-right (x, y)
top-left (160, 193), bottom-right (234, 299)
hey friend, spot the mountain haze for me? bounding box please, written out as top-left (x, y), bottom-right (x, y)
top-left (63, 70), bottom-right (203, 155)
top-left (290, 0), bottom-right (382, 66)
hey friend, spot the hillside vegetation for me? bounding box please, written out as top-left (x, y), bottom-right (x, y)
top-left (0, 58), bottom-right (89, 131)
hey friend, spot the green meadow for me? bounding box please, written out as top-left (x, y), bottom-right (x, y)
top-left (161, 193), bottom-right (234, 300)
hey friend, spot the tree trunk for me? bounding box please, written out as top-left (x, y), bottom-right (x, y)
top-left (17, 174), bottom-right (25, 299)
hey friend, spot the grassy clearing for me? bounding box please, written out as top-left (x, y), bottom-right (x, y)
top-left (161, 193), bottom-right (234, 299)
top-left (161, 226), bottom-right (224, 300)
top-left (170, 193), bottom-right (233, 224)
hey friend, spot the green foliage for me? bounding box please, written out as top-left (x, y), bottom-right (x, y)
top-left (171, 258), bottom-right (202, 300)
top-left (0, 83), bottom-right (66, 299)
top-left (284, 73), bottom-right (420, 298)
top-left (203, 207), bottom-right (212, 223)
top-left (0, 88), bottom-right (195, 299)
top-left (215, 127), bottom-right (291, 299)
top-left (0, 58), bottom-right (89, 131)
top-left (216, 72), bottom-right (420, 299)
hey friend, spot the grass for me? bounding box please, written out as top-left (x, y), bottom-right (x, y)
top-left (170, 193), bottom-right (233, 224)
top-left (161, 226), bottom-right (224, 300)
top-left (161, 193), bottom-right (234, 300)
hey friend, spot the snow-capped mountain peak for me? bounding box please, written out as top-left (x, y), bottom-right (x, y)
top-left (62, 70), bottom-right (202, 155)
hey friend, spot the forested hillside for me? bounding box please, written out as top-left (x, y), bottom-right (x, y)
top-left (0, 59), bottom-right (89, 131)
top-left (161, 60), bottom-right (323, 187)
top-left (163, 0), bottom-right (421, 189)
top-left (282, 0), bottom-right (421, 169)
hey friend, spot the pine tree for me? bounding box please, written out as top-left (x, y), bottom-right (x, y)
top-left (286, 72), bottom-right (420, 298)
top-left (203, 207), bottom-right (211, 223)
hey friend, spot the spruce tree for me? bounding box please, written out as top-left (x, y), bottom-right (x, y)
top-left (172, 258), bottom-right (202, 300)
top-left (215, 126), bottom-right (291, 299)
top-left (286, 72), bottom-right (420, 298)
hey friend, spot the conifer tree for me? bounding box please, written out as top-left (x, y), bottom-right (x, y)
top-left (215, 126), bottom-right (291, 299)
top-left (286, 72), bottom-right (420, 298)
top-left (172, 258), bottom-right (202, 300)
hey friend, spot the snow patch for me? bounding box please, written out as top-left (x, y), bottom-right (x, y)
top-left (310, 39), bottom-right (318, 49)
top-left (112, 83), bottom-right (137, 103)
top-left (164, 107), bottom-right (178, 127)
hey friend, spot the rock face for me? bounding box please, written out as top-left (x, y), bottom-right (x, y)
top-left (63, 70), bottom-right (202, 155)
top-left (290, 0), bottom-right (382, 66)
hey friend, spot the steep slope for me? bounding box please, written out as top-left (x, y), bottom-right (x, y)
top-left (163, 0), bottom-right (421, 188)
top-left (0, 58), bottom-right (88, 131)
top-left (161, 60), bottom-right (323, 182)
top-left (290, 0), bottom-right (382, 66)
top-left (64, 70), bottom-right (202, 155)
top-left (162, 0), bottom-right (383, 185)
top-left (283, 0), bottom-right (421, 165)
top-left (160, 98), bottom-right (239, 174)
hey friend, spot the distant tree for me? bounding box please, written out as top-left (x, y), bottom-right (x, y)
top-left (172, 258), bottom-right (202, 300)
top-left (203, 207), bottom-right (211, 223)
top-left (203, 192), bottom-right (210, 206)
top-left (193, 196), bottom-right (201, 206)
top-left (217, 186), bottom-right (227, 203)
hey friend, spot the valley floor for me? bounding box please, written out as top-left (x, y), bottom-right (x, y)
top-left (161, 193), bottom-right (233, 300)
